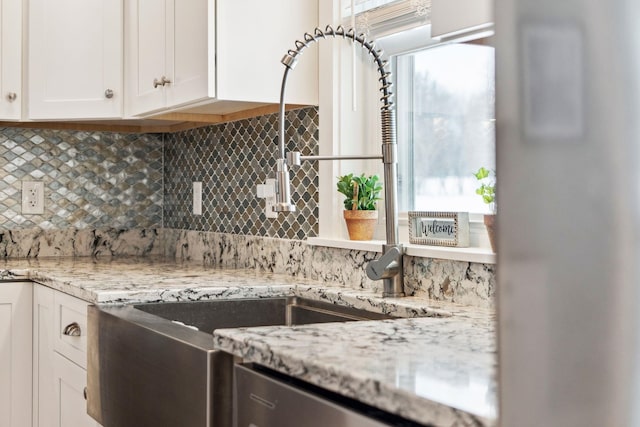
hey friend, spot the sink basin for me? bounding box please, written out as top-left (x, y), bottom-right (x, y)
top-left (134, 296), bottom-right (393, 331)
top-left (87, 297), bottom-right (394, 427)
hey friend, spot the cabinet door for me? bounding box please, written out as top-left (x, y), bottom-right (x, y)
top-left (33, 285), bottom-right (55, 427)
top-left (124, 0), bottom-right (170, 116)
top-left (216, 0), bottom-right (318, 105)
top-left (0, 282), bottom-right (32, 427)
top-left (164, 0), bottom-right (212, 109)
top-left (125, 0), bottom-right (211, 115)
top-left (53, 352), bottom-right (100, 427)
top-left (0, 0), bottom-right (22, 119)
top-left (28, 0), bottom-right (123, 119)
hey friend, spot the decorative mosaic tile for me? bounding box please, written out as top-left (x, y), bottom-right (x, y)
top-left (163, 107), bottom-right (319, 239)
top-left (0, 128), bottom-right (163, 230)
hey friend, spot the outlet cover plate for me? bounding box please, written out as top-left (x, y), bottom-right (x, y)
top-left (22, 181), bottom-right (44, 215)
top-left (264, 179), bottom-right (278, 219)
top-left (193, 181), bottom-right (202, 215)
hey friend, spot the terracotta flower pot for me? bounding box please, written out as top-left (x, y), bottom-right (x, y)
top-left (484, 214), bottom-right (497, 253)
top-left (343, 210), bottom-right (378, 240)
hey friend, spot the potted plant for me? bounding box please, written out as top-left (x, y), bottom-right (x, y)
top-left (336, 173), bottom-right (382, 240)
top-left (474, 166), bottom-right (497, 252)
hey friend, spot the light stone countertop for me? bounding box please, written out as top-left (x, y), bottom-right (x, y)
top-left (0, 256), bottom-right (497, 427)
top-left (215, 306), bottom-right (497, 427)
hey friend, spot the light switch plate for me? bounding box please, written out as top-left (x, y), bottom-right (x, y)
top-left (264, 179), bottom-right (278, 219)
top-left (22, 180), bottom-right (45, 215)
top-left (193, 181), bottom-right (202, 215)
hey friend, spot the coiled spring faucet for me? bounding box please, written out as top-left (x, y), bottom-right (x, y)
top-left (274, 25), bottom-right (405, 298)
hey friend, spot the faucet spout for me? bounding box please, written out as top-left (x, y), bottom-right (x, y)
top-left (275, 25), bottom-right (405, 298)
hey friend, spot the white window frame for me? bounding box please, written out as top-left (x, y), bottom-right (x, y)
top-left (308, 0), bottom-right (496, 264)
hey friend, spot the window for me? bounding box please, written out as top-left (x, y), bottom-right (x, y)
top-left (393, 41), bottom-right (496, 214)
top-left (345, 0), bottom-right (496, 215)
top-left (312, 1), bottom-right (496, 257)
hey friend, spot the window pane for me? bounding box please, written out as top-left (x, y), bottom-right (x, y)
top-left (396, 43), bottom-right (495, 213)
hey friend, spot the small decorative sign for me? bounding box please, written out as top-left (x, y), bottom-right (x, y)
top-left (408, 212), bottom-right (470, 247)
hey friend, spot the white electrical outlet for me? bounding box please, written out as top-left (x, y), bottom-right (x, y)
top-left (193, 181), bottom-right (202, 215)
top-left (22, 181), bottom-right (45, 215)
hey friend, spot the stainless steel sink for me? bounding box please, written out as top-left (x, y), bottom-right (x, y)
top-left (134, 296), bottom-right (392, 330)
top-left (87, 297), bottom-right (394, 427)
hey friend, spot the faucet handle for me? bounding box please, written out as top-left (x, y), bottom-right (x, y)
top-left (366, 246), bottom-right (402, 281)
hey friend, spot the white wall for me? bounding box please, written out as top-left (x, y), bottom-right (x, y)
top-left (318, 1), bottom-right (387, 241)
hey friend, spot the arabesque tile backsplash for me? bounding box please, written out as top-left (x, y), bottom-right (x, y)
top-left (164, 107), bottom-right (319, 239)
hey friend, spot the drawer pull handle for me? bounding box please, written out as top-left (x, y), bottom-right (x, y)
top-left (83, 387), bottom-right (88, 400)
top-left (63, 322), bottom-right (81, 337)
top-left (249, 393), bottom-right (276, 410)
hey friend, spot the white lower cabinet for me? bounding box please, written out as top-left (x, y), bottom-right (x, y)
top-left (33, 284), bottom-right (100, 427)
top-left (0, 282), bottom-right (99, 427)
top-left (0, 282), bottom-right (33, 427)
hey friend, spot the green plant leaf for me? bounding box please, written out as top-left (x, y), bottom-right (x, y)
top-left (473, 167), bottom-right (496, 208)
top-left (474, 167), bottom-right (490, 180)
top-left (336, 173), bottom-right (382, 210)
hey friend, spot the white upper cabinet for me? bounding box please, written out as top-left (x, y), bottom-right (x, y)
top-left (125, 0), bottom-right (318, 117)
top-left (125, 0), bottom-right (212, 116)
top-left (215, 0), bottom-right (318, 105)
top-left (0, 0), bottom-right (22, 120)
top-left (28, 0), bottom-right (123, 120)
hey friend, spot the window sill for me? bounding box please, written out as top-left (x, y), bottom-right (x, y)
top-left (306, 237), bottom-right (496, 264)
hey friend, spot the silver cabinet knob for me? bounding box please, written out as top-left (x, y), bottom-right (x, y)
top-left (104, 89), bottom-right (114, 99)
top-left (153, 76), bottom-right (172, 88)
top-left (63, 322), bottom-right (81, 337)
top-left (6, 92), bottom-right (17, 102)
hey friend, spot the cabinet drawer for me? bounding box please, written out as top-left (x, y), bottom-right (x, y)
top-left (54, 292), bottom-right (90, 369)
